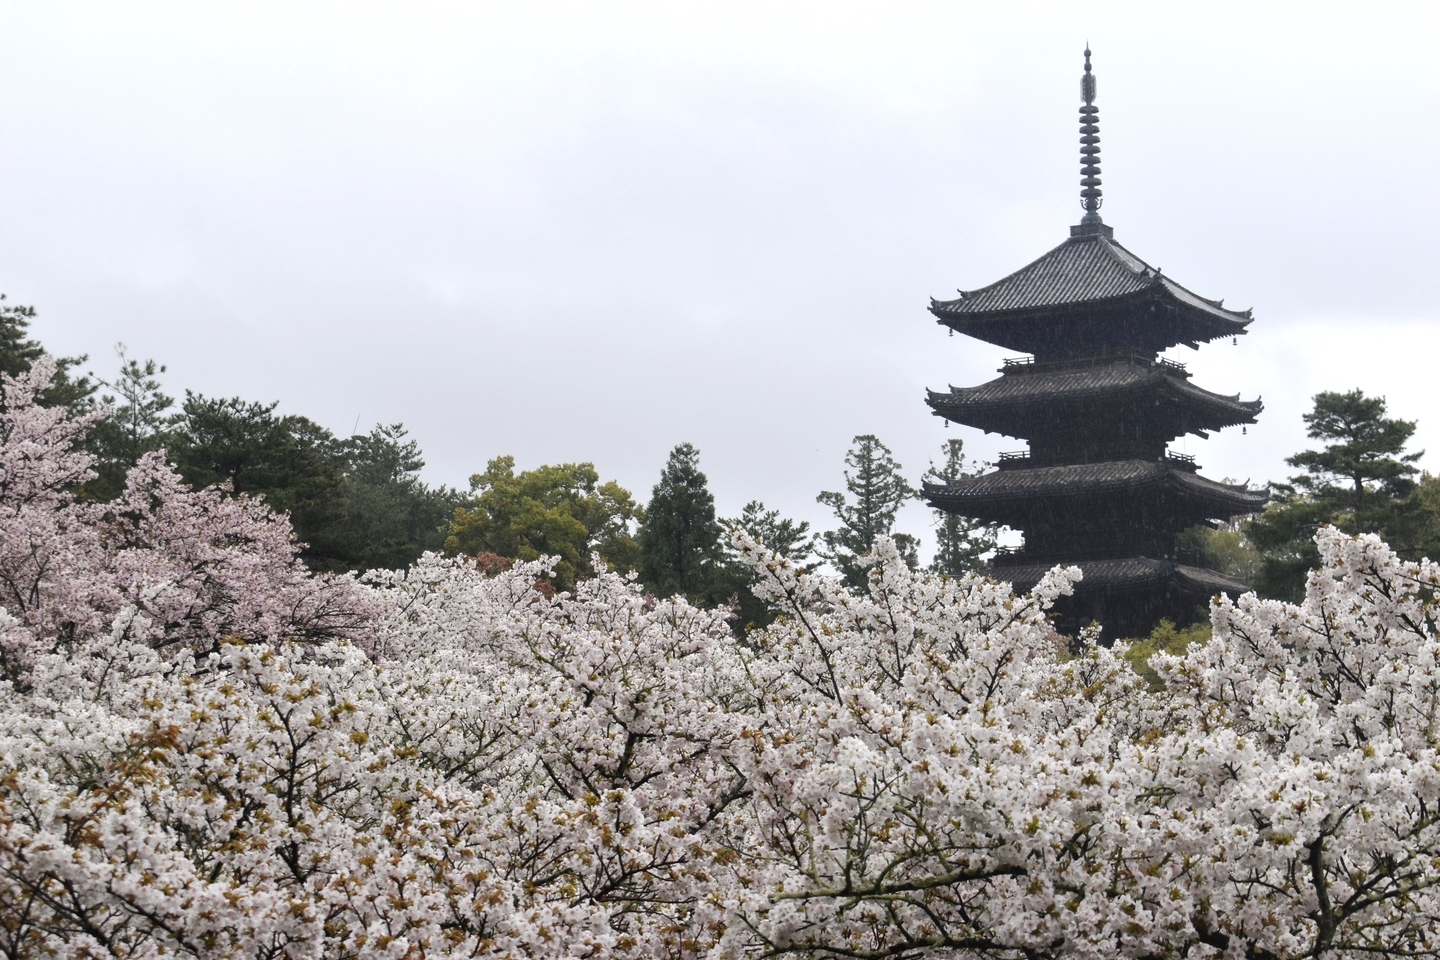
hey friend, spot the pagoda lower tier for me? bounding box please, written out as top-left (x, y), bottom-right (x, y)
top-left (922, 457), bottom-right (1267, 637)
top-left (922, 459), bottom-right (1267, 559)
top-left (986, 557), bottom-right (1248, 639)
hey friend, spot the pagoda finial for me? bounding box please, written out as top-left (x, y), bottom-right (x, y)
top-left (1078, 44), bottom-right (1104, 227)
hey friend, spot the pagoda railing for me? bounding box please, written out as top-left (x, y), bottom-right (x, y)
top-left (994, 449), bottom-right (1200, 471)
top-left (990, 545), bottom-right (1026, 567)
top-left (1001, 353), bottom-right (1189, 377)
top-left (996, 450), bottom-right (1030, 470)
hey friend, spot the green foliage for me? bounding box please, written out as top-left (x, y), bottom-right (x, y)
top-left (84, 346), bottom-right (177, 500)
top-left (167, 394), bottom-right (456, 573)
top-left (0, 296), bottom-right (94, 409)
top-left (638, 443), bottom-right (725, 603)
top-left (1175, 520), bottom-right (1261, 583)
top-left (447, 456), bottom-right (642, 592)
top-left (1121, 618), bottom-right (1211, 689)
top-left (322, 424), bottom-right (463, 573)
top-left (923, 439), bottom-right (997, 576)
top-left (817, 434), bottom-right (917, 590)
top-left (718, 500), bottom-right (817, 633)
top-left (168, 392), bottom-right (344, 526)
top-left (1249, 390), bottom-right (1440, 601)
top-left (0, 305), bottom-right (456, 574)
top-left (726, 500), bottom-right (816, 567)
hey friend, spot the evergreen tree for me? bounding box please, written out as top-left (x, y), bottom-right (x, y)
top-left (1249, 389), bottom-right (1439, 600)
top-left (726, 500), bottom-right (816, 566)
top-left (638, 442), bottom-right (724, 601)
top-left (85, 345), bottom-right (177, 500)
top-left (327, 424), bottom-right (461, 572)
top-left (715, 500), bottom-right (818, 633)
top-left (923, 439), bottom-right (997, 576)
top-left (0, 299), bottom-right (45, 380)
top-left (168, 396), bottom-right (459, 573)
top-left (168, 393), bottom-right (349, 566)
top-left (0, 296), bottom-right (93, 409)
top-left (817, 434), bottom-right (917, 590)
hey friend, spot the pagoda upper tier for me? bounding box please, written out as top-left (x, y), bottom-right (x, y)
top-left (926, 354), bottom-right (1261, 463)
top-left (929, 231), bottom-right (1253, 360)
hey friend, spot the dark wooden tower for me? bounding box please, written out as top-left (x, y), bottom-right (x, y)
top-left (923, 48), bottom-right (1267, 638)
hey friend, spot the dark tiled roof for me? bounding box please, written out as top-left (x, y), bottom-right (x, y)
top-left (927, 362), bottom-right (1261, 424)
top-left (925, 459), bottom-right (1260, 502)
top-left (994, 556), bottom-right (1249, 597)
top-left (930, 234), bottom-right (1252, 329)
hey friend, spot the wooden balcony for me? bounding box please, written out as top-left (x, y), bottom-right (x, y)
top-left (1001, 353), bottom-right (1189, 378)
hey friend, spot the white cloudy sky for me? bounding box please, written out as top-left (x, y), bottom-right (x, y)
top-left (2, 2), bottom-right (1437, 552)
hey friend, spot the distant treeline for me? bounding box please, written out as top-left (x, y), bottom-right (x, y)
top-left (8, 296), bottom-right (1440, 624)
top-left (0, 299), bottom-right (997, 631)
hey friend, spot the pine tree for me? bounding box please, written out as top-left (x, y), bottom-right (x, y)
top-left (817, 434), bottom-right (917, 590)
top-left (0, 296), bottom-right (94, 410)
top-left (638, 442), bottom-right (723, 601)
top-left (1249, 389), bottom-right (1439, 600)
top-left (328, 424), bottom-right (462, 573)
top-left (726, 500), bottom-right (816, 566)
top-left (85, 345), bottom-right (177, 500)
top-left (923, 439), bottom-right (998, 575)
top-left (717, 499), bottom-right (818, 633)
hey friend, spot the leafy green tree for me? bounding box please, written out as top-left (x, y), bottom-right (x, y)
top-left (638, 442), bottom-right (724, 602)
top-left (817, 434), bottom-right (918, 590)
top-left (923, 439), bottom-right (997, 576)
top-left (84, 346), bottom-right (177, 500)
top-left (1175, 520), bottom-right (1261, 583)
top-left (1249, 389), bottom-right (1438, 601)
top-left (447, 456), bottom-right (642, 591)
top-left (1120, 619), bottom-right (1212, 689)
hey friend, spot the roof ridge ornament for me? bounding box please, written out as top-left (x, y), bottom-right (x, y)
top-left (1070, 45), bottom-right (1114, 239)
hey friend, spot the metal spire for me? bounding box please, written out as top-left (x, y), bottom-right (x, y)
top-left (1078, 45), bottom-right (1103, 225)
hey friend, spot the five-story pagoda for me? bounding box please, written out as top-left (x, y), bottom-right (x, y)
top-left (923, 48), bottom-right (1266, 637)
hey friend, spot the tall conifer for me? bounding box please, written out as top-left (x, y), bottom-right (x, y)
top-left (924, 438), bottom-right (997, 575)
top-left (638, 442), bottom-right (723, 601)
top-left (817, 434), bottom-right (917, 590)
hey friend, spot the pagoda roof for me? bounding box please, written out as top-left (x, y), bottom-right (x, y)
top-left (929, 233), bottom-right (1253, 353)
top-left (924, 459), bottom-right (1268, 524)
top-left (926, 357), bottom-right (1261, 436)
top-left (994, 556), bottom-right (1248, 599)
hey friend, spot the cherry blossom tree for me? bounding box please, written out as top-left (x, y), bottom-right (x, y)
top-left (3, 355), bottom-right (1440, 959)
top-left (0, 358), bottom-right (374, 682)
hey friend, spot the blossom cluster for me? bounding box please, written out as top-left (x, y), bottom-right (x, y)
top-left (2, 358), bottom-right (1439, 959)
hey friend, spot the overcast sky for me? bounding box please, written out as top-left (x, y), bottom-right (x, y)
top-left (2, 2), bottom-right (1437, 554)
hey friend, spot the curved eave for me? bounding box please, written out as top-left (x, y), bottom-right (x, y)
top-left (923, 462), bottom-right (1268, 522)
top-left (995, 557), bottom-right (1249, 598)
top-left (1168, 377), bottom-right (1264, 423)
top-left (931, 282), bottom-right (1252, 347)
top-left (925, 374), bottom-right (1262, 435)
